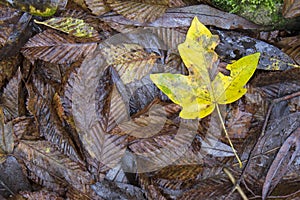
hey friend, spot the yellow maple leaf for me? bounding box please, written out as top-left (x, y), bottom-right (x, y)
top-left (150, 17), bottom-right (260, 119)
top-left (150, 17), bottom-right (260, 168)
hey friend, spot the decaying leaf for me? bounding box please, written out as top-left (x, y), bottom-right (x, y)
top-left (150, 17), bottom-right (260, 119)
top-left (34, 17), bottom-right (99, 38)
top-left (106, 0), bottom-right (169, 23)
top-left (21, 29), bottom-right (97, 64)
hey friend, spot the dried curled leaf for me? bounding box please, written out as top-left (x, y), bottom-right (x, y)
top-left (106, 0), bottom-right (169, 23)
top-left (34, 17), bottom-right (99, 38)
top-left (21, 29), bottom-right (97, 64)
top-left (150, 17), bottom-right (260, 119)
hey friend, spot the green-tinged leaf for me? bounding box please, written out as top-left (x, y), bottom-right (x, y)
top-left (34, 17), bottom-right (99, 38)
top-left (150, 17), bottom-right (260, 119)
top-left (5, 0), bottom-right (67, 17)
top-left (106, 0), bottom-right (169, 23)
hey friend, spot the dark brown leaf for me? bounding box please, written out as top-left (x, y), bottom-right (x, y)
top-left (262, 127), bottom-right (300, 200)
top-left (226, 101), bottom-right (253, 139)
top-left (1, 68), bottom-right (23, 122)
top-left (106, 0), bottom-right (169, 23)
top-left (72, 52), bottom-right (128, 174)
top-left (26, 77), bottom-right (83, 163)
top-left (0, 11), bottom-right (32, 59)
top-left (15, 140), bottom-right (92, 193)
top-left (0, 55), bottom-right (21, 90)
top-left (21, 29), bottom-right (97, 64)
top-left (277, 35), bottom-right (300, 65)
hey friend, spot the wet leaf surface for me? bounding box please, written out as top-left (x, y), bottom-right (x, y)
top-left (0, 1), bottom-right (300, 199)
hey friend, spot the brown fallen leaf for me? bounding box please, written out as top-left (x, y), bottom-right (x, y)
top-left (282, 0), bottom-right (300, 18)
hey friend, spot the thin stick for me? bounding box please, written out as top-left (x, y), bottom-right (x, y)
top-left (216, 103), bottom-right (243, 168)
top-left (224, 168), bottom-right (248, 200)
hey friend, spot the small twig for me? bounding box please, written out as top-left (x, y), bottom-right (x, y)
top-left (0, 179), bottom-right (15, 196)
top-left (216, 103), bottom-right (242, 168)
top-left (223, 168), bottom-right (248, 200)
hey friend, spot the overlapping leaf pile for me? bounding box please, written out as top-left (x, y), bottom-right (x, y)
top-left (0, 1), bottom-right (300, 200)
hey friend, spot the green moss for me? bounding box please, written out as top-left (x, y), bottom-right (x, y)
top-left (212, 0), bottom-right (285, 26)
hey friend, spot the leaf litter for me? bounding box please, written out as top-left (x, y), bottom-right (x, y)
top-left (0, 1), bottom-right (300, 199)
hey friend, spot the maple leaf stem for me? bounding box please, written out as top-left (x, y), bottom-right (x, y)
top-left (215, 103), bottom-right (243, 168)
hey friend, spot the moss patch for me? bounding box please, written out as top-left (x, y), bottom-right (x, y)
top-left (212, 0), bottom-right (285, 26)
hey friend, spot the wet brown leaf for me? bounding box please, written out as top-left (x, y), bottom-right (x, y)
top-left (0, 10), bottom-right (32, 59)
top-left (283, 0), bottom-right (300, 18)
top-left (277, 35), bottom-right (300, 65)
top-left (107, 0), bottom-right (169, 23)
top-left (21, 29), bottom-right (97, 64)
top-left (26, 77), bottom-right (83, 163)
top-left (101, 43), bottom-right (159, 84)
top-left (0, 55), bottom-right (21, 90)
top-left (85, 0), bottom-right (110, 15)
top-left (262, 127), bottom-right (300, 199)
top-left (72, 52), bottom-right (128, 174)
top-left (15, 140), bottom-right (91, 193)
top-left (226, 101), bottom-right (253, 139)
top-left (1, 68), bottom-right (23, 122)
top-left (0, 108), bottom-right (14, 164)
